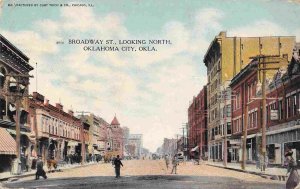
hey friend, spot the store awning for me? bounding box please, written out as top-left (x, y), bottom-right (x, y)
top-left (0, 128), bottom-right (16, 155)
top-left (68, 141), bottom-right (79, 147)
top-left (191, 146), bottom-right (199, 152)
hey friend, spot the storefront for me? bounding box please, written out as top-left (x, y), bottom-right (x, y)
top-left (228, 139), bottom-right (241, 162)
top-left (0, 128), bottom-right (16, 173)
top-left (267, 127), bottom-right (300, 166)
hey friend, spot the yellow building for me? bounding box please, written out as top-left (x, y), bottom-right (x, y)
top-left (203, 31), bottom-right (295, 161)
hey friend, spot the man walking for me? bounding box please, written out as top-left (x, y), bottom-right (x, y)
top-left (171, 155), bottom-right (178, 174)
top-left (113, 155), bottom-right (123, 178)
top-left (35, 156), bottom-right (47, 180)
top-left (164, 155), bottom-right (169, 169)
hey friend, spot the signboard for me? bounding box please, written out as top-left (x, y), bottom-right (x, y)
top-left (270, 110), bottom-right (278, 120)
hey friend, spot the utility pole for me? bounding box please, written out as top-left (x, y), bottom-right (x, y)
top-left (261, 57), bottom-right (267, 171)
top-left (241, 89), bottom-right (249, 170)
top-left (249, 54), bottom-right (283, 171)
top-left (223, 89), bottom-right (228, 167)
top-left (4, 73), bottom-right (33, 175)
top-left (76, 111), bottom-right (90, 165)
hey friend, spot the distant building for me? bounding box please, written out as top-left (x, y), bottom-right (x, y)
top-left (162, 138), bottom-right (177, 156)
top-left (107, 115), bottom-right (123, 157)
top-left (128, 134), bottom-right (143, 157)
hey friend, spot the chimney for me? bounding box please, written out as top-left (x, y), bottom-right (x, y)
top-left (68, 110), bottom-right (74, 116)
top-left (33, 92), bottom-right (45, 102)
top-left (44, 99), bottom-right (49, 106)
top-left (56, 103), bottom-right (63, 111)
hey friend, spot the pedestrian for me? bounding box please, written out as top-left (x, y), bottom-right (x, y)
top-left (165, 155), bottom-right (169, 169)
top-left (171, 155), bottom-right (178, 174)
top-left (35, 156), bottom-right (47, 180)
top-left (113, 155), bottom-right (123, 178)
top-left (285, 149), bottom-right (300, 189)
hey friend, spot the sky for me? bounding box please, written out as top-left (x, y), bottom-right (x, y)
top-left (0, 0), bottom-right (300, 152)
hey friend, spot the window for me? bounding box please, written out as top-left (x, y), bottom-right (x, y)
top-left (227, 122), bottom-right (231, 135)
top-left (254, 111), bottom-right (257, 128)
top-left (0, 67), bottom-right (6, 88)
top-left (286, 97), bottom-right (291, 118)
top-left (226, 105), bottom-right (231, 117)
top-left (279, 100), bottom-right (283, 120)
top-left (293, 95), bottom-right (297, 116)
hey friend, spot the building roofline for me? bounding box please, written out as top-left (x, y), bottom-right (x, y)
top-left (0, 34), bottom-right (30, 61)
top-left (229, 60), bottom-right (258, 87)
top-left (0, 34), bottom-right (34, 71)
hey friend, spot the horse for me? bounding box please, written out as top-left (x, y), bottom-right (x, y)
top-left (46, 159), bottom-right (57, 173)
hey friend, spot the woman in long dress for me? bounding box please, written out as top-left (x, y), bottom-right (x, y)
top-left (286, 150), bottom-right (299, 189)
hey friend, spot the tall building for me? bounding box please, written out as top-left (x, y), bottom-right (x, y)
top-left (188, 85), bottom-right (207, 158)
top-left (203, 31), bottom-right (295, 161)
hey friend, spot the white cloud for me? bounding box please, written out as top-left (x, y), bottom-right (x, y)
top-left (1, 7), bottom-right (221, 152)
top-left (228, 20), bottom-right (289, 37)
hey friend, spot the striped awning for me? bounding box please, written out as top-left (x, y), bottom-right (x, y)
top-left (0, 127), bottom-right (16, 155)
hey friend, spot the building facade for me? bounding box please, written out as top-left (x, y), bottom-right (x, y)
top-left (203, 31), bottom-right (295, 161)
top-left (229, 44), bottom-right (299, 164)
top-left (266, 46), bottom-right (300, 166)
top-left (0, 34), bottom-right (34, 173)
top-left (28, 92), bottom-right (89, 164)
top-left (188, 85), bottom-right (208, 159)
top-left (128, 134), bottom-right (143, 158)
top-left (107, 115), bottom-right (124, 157)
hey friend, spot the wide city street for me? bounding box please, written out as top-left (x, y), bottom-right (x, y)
top-left (2, 160), bottom-right (284, 189)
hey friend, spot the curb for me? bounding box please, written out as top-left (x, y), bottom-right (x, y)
top-left (206, 163), bottom-right (287, 182)
top-left (0, 162), bottom-right (99, 182)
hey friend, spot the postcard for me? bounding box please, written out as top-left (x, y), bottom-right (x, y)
top-left (0, 0), bottom-right (300, 188)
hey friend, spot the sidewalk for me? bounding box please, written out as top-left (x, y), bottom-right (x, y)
top-left (0, 161), bottom-right (99, 181)
top-left (205, 161), bottom-right (288, 181)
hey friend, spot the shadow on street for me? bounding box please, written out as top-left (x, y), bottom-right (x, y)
top-left (3, 175), bottom-right (284, 189)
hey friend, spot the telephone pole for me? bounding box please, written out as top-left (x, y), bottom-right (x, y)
top-left (249, 54), bottom-right (284, 171)
top-left (4, 73), bottom-right (33, 174)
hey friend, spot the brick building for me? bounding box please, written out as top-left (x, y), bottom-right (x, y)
top-left (188, 85), bottom-right (207, 159)
top-left (28, 92), bottom-right (90, 163)
top-left (229, 44), bottom-right (299, 164)
top-left (107, 115), bottom-right (124, 157)
top-left (203, 31), bottom-right (295, 161)
top-left (265, 45), bottom-right (300, 165)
